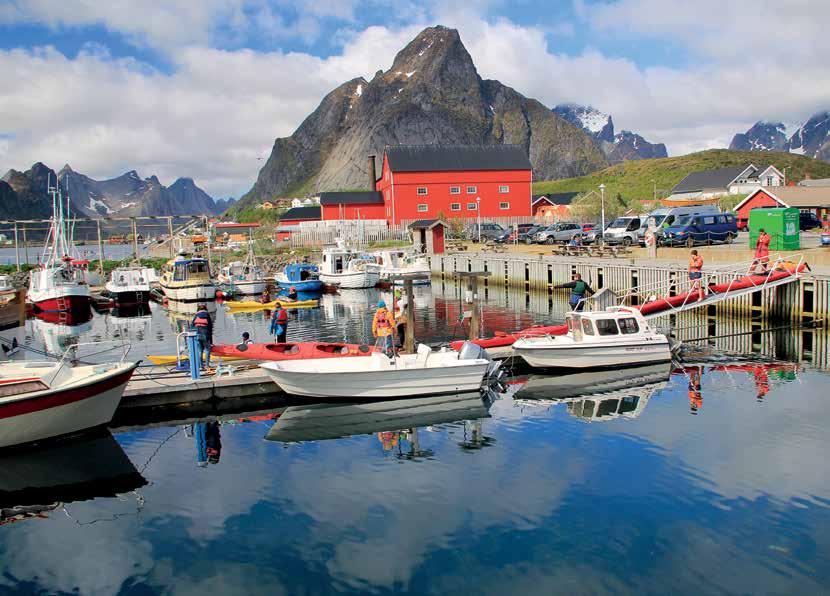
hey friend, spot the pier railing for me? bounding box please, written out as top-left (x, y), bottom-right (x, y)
top-left (586, 254), bottom-right (807, 317)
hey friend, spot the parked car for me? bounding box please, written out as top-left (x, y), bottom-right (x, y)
top-left (464, 222), bottom-right (506, 242)
top-left (581, 223), bottom-right (596, 233)
top-left (495, 222), bottom-right (537, 243)
top-left (640, 206), bottom-right (721, 243)
top-left (518, 225), bottom-right (545, 244)
top-left (661, 212), bottom-right (738, 247)
top-left (800, 211), bottom-right (822, 231)
top-left (534, 222), bottom-right (583, 244)
top-left (602, 216), bottom-right (646, 246)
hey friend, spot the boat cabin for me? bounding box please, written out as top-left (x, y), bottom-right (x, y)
top-left (109, 267), bottom-right (150, 288)
top-left (320, 246), bottom-right (369, 275)
top-left (283, 263), bottom-right (319, 282)
top-left (30, 263), bottom-right (86, 291)
top-left (565, 307), bottom-right (652, 342)
top-left (222, 260), bottom-right (261, 281)
top-left (163, 257), bottom-right (211, 282)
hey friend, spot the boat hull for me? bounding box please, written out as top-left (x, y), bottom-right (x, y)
top-left (0, 363), bottom-right (138, 449)
top-left (222, 280), bottom-right (267, 295)
top-left (105, 288), bottom-right (151, 306)
top-left (261, 360), bottom-right (489, 398)
top-left (276, 279), bottom-right (322, 292)
top-left (160, 282), bottom-right (217, 303)
top-left (319, 271), bottom-right (379, 289)
top-left (515, 340), bottom-right (671, 369)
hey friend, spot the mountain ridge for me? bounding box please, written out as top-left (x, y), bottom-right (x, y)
top-left (237, 25), bottom-right (607, 210)
top-left (730, 111), bottom-right (830, 162)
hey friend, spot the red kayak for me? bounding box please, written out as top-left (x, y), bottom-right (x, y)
top-left (454, 262), bottom-right (808, 351)
top-left (211, 341), bottom-right (378, 361)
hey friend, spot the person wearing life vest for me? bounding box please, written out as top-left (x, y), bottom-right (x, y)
top-left (753, 228), bottom-right (771, 273)
top-left (191, 303), bottom-right (213, 370)
top-left (372, 300), bottom-right (396, 354)
top-left (554, 273), bottom-right (594, 311)
top-left (286, 286), bottom-right (298, 301)
top-left (270, 305), bottom-right (288, 343)
top-left (688, 249), bottom-right (704, 301)
top-left (688, 366), bottom-right (702, 414)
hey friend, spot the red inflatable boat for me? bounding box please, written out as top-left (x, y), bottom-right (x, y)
top-left (454, 262), bottom-right (808, 351)
top-left (211, 341), bottom-right (378, 361)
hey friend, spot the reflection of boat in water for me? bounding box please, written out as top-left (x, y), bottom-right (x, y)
top-left (0, 431), bottom-right (146, 524)
top-left (29, 315), bottom-right (93, 355)
top-left (265, 391), bottom-right (490, 443)
top-left (107, 306), bottom-right (152, 342)
top-left (514, 362), bottom-right (671, 422)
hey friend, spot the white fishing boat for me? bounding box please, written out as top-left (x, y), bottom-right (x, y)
top-left (217, 261), bottom-right (266, 296)
top-left (159, 252), bottom-right (216, 305)
top-left (105, 266), bottom-right (154, 306)
top-left (318, 240), bottom-right (379, 289)
top-left (0, 348), bottom-right (139, 449)
top-left (261, 342), bottom-right (494, 399)
top-left (512, 306), bottom-right (672, 369)
top-left (0, 275), bottom-right (15, 306)
top-left (28, 181), bottom-right (90, 315)
top-left (374, 250), bottom-right (431, 285)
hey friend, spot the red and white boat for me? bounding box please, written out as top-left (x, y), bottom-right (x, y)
top-left (0, 355), bottom-right (139, 449)
top-left (27, 180), bottom-right (90, 315)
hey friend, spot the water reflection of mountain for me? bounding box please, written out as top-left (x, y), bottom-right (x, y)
top-left (266, 392), bottom-right (490, 443)
top-left (514, 363), bottom-right (672, 423)
top-left (0, 432), bottom-right (147, 525)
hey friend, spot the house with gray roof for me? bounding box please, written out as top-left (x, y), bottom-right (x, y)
top-left (666, 163), bottom-right (784, 202)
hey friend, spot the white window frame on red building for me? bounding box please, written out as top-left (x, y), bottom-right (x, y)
top-left (499, 185), bottom-right (509, 193)
top-left (450, 186), bottom-right (461, 195)
top-left (417, 187), bottom-right (428, 195)
top-left (450, 203), bottom-right (461, 211)
top-left (417, 203), bottom-right (428, 212)
top-left (467, 202), bottom-right (477, 211)
top-left (466, 186), bottom-right (477, 194)
top-left (499, 202), bottom-right (510, 210)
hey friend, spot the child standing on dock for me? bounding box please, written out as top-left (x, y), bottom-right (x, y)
top-left (689, 250), bottom-right (704, 301)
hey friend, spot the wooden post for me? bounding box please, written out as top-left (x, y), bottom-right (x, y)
top-left (468, 275), bottom-right (480, 341)
top-left (168, 217), bottom-right (175, 257)
top-left (13, 222), bottom-right (20, 272)
top-left (404, 278), bottom-right (415, 353)
top-left (96, 219), bottom-right (105, 273)
top-left (22, 225), bottom-right (29, 265)
top-left (131, 217), bottom-right (139, 261)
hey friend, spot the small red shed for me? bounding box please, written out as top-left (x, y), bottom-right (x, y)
top-left (408, 219), bottom-right (447, 254)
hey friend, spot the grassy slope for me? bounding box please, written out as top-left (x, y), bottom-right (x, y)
top-left (532, 149), bottom-right (830, 201)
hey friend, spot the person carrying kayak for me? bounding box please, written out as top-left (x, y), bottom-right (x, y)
top-left (270, 304), bottom-right (288, 343)
top-left (554, 273), bottom-right (593, 311)
top-left (191, 303), bottom-right (213, 370)
top-left (372, 299), bottom-right (396, 355)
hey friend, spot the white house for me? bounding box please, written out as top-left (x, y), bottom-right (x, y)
top-left (666, 163), bottom-right (785, 202)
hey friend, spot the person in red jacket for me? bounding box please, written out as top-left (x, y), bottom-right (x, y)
top-left (753, 228), bottom-right (771, 273)
top-left (688, 250), bottom-right (704, 301)
top-left (270, 305), bottom-right (288, 343)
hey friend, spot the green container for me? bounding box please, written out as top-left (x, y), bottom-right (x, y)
top-left (748, 207), bottom-right (800, 251)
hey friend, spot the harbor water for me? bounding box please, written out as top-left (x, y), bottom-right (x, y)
top-left (2, 283), bottom-right (830, 594)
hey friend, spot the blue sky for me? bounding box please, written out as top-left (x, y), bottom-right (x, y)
top-left (0, 0), bottom-right (827, 197)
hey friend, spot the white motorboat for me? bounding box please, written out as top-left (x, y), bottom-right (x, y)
top-left (261, 342), bottom-right (494, 399)
top-left (374, 250), bottom-right (431, 285)
top-left (512, 306), bottom-right (672, 369)
top-left (105, 266), bottom-right (154, 305)
top-left (159, 252), bottom-right (216, 304)
top-left (318, 240), bottom-right (379, 289)
top-left (0, 352), bottom-right (139, 449)
top-left (217, 260), bottom-right (266, 296)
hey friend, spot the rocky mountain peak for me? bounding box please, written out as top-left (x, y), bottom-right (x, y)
top-left (58, 163), bottom-right (74, 176)
top-left (387, 26), bottom-right (473, 84)
top-left (730, 111), bottom-right (830, 162)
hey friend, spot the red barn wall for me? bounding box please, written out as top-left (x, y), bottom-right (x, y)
top-left (736, 190), bottom-right (783, 227)
top-left (321, 203), bottom-right (387, 221)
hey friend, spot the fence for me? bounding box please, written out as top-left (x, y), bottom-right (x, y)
top-left (288, 220), bottom-right (410, 248)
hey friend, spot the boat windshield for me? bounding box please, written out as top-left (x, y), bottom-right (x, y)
top-left (595, 318), bottom-right (620, 336)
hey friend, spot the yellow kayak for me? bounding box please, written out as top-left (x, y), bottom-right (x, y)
top-left (223, 299), bottom-right (318, 310)
top-left (146, 353), bottom-right (247, 366)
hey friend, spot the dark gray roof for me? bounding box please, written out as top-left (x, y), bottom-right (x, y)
top-left (672, 165), bottom-right (754, 193)
top-left (533, 192), bottom-right (579, 205)
top-left (385, 145), bottom-right (532, 172)
top-left (319, 191), bottom-right (384, 205)
top-left (408, 219), bottom-right (446, 229)
top-left (279, 205), bottom-right (321, 221)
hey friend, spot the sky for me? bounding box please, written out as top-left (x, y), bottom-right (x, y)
top-left (0, 0), bottom-right (827, 199)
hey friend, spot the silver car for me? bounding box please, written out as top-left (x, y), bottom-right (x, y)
top-left (534, 222), bottom-right (584, 244)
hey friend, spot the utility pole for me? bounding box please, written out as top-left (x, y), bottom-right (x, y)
top-left (599, 184), bottom-right (606, 245)
top-left (131, 217), bottom-right (139, 261)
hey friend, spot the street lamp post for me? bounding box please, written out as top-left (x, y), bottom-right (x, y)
top-left (598, 184), bottom-right (606, 245)
top-left (476, 197), bottom-right (481, 243)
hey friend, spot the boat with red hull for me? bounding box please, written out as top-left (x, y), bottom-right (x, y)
top-left (0, 359), bottom-right (139, 449)
top-left (453, 263), bottom-right (808, 351)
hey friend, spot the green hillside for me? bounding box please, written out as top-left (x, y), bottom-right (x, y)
top-left (532, 149), bottom-right (830, 201)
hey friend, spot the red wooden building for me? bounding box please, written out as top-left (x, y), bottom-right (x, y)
top-left (314, 145), bottom-right (533, 225)
top-left (734, 187), bottom-right (830, 228)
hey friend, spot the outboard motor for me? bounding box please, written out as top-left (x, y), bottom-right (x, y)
top-left (458, 341), bottom-right (505, 391)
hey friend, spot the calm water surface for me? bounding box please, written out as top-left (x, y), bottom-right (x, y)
top-left (1, 284), bottom-right (829, 594)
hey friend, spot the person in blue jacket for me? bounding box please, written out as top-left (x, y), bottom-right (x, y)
top-left (191, 304), bottom-right (213, 369)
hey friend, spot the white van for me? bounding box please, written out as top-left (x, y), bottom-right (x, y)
top-left (603, 215), bottom-right (648, 246)
top-left (638, 205), bottom-right (721, 244)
